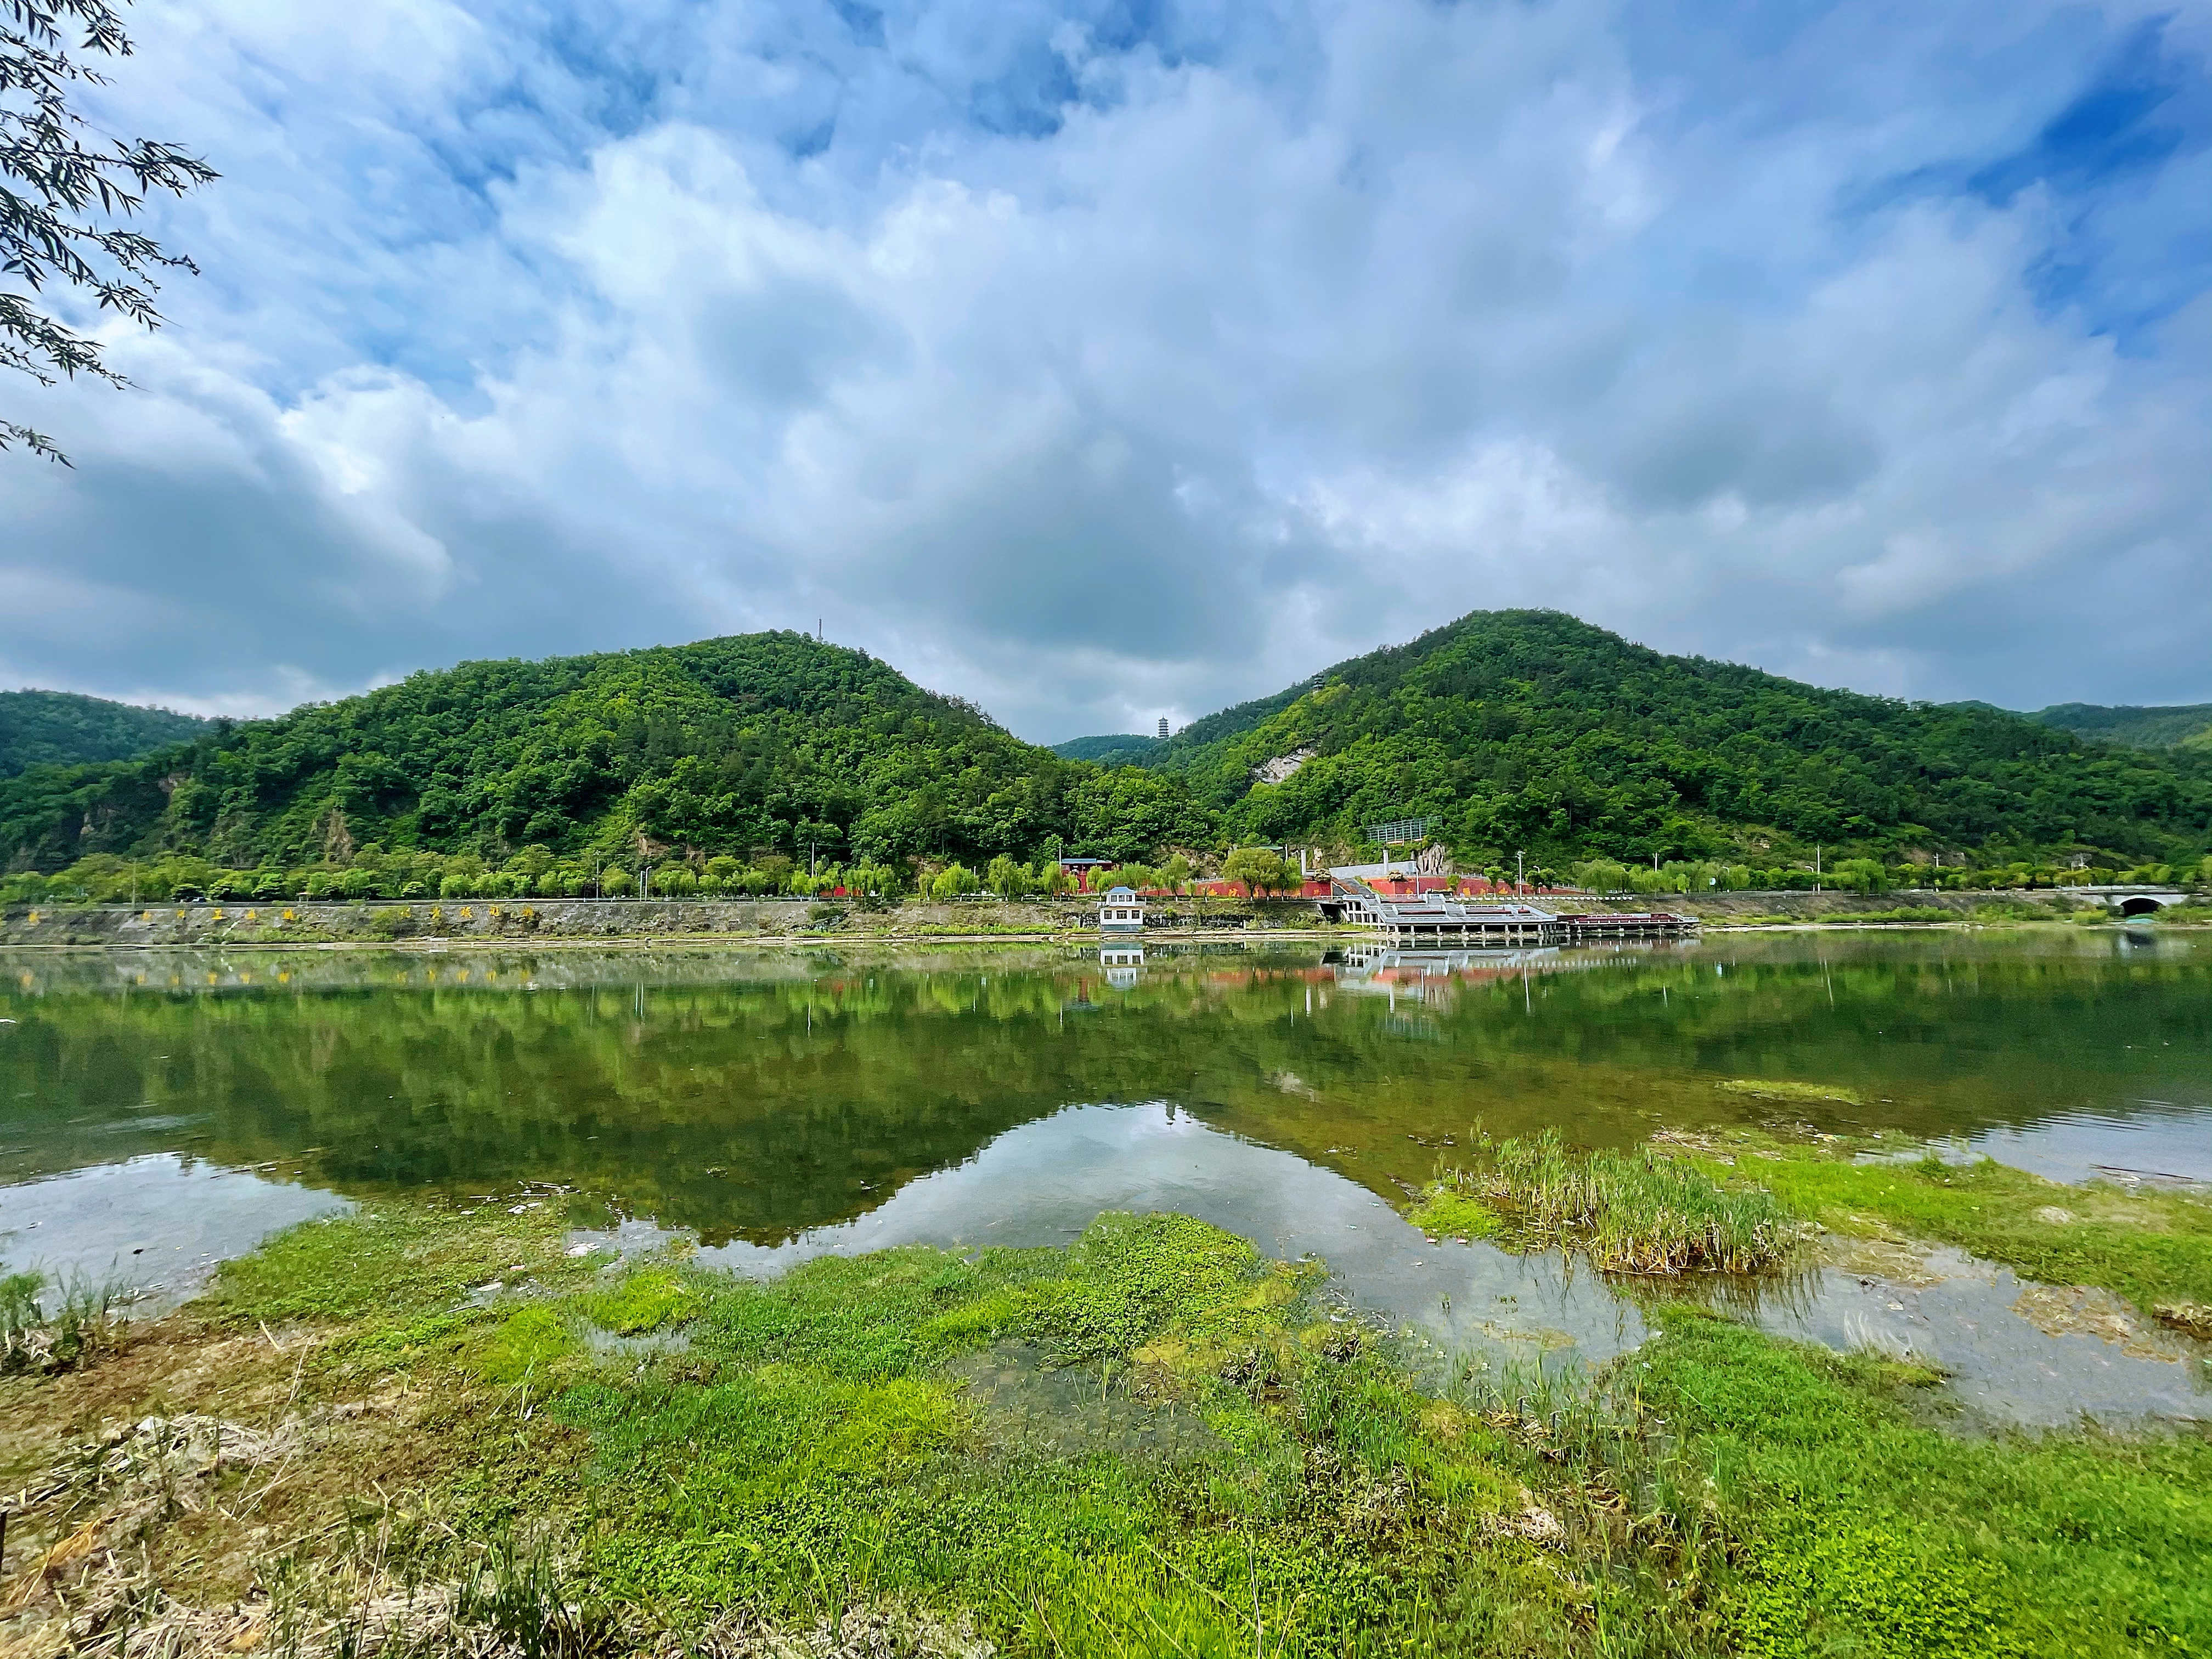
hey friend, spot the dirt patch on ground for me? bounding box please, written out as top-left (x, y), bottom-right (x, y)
top-left (2153, 1302), bottom-right (2212, 1340)
top-left (0, 1310), bottom-right (592, 1656)
top-left (0, 1317), bottom-right (298, 1488)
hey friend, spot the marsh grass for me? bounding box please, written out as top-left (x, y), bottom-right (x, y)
top-left (10, 1193), bottom-right (2212, 1657)
top-left (1419, 1131), bottom-right (1808, 1274)
top-left (1686, 1135), bottom-right (2212, 1317)
top-left (2, 1266), bottom-right (131, 1374)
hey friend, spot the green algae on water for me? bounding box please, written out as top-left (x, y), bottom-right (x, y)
top-left (1716, 1078), bottom-right (1865, 1106)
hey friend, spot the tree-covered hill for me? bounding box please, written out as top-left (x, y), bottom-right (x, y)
top-left (1049, 733), bottom-right (1159, 764)
top-left (0, 634), bottom-right (1207, 876)
top-left (1133, 610), bottom-right (2212, 866)
top-left (6, 614), bottom-right (2206, 893)
top-left (2025, 702), bottom-right (2212, 752)
top-left (0, 690), bottom-right (211, 778)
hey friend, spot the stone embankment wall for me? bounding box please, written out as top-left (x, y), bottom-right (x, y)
top-left (0, 894), bottom-right (1323, 948)
top-left (1661, 888), bottom-right (2099, 922)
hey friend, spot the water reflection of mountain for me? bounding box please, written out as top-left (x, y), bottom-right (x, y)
top-left (2, 934), bottom-right (2206, 1245)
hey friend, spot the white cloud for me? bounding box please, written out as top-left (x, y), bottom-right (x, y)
top-left (7, 0), bottom-right (2208, 735)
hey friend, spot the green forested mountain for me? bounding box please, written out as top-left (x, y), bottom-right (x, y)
top-left (3, 613), bottom-right (2208, 893)
top-left (0, 689), bottom-right (211, 778)
top-left (1049, 733), bottom-right (1159, 764)
top-left (0, 634), bottom-right (1208, 876)
top-left (2025, 702), bottom-right (2212, 752)
top-left (1132, 611), bottom-right (2212, 865)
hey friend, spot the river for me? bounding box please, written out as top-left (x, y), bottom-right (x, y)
top-left (4, 929), bottom-right (2208, 1420)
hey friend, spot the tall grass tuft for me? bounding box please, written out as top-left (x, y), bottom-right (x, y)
top-left (1, 1268), bottom-right (128, 1373)
top-left (1436, 1130), bottom-right (1806, 1274)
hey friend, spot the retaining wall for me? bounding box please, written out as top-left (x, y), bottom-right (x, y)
top-left (0, 894), bottom-right (1327, 947)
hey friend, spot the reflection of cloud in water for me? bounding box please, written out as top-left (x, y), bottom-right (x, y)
top-left (680, 1102), bottom-right (1646, 1373)
top-left (0, 1153), bottom-right (349, 1310)
top-left (645, 1103), bottom-right (2212, 1426)
top-left (1968, 1100), bottom-right (2212, 1189)
top-left (1760, 1248), bottom-right (2211, 1427)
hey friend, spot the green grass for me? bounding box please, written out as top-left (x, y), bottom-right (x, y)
top-left (207, 1195), bottom-right (612, 1383)
top-left (542, 1213), bottom-right (2208, 1656)
top-left (576, 1265), bottom-right (704, 1335)
top-left (18, 1189), bottom-right (2212, 1656)
top-left (1417, 1130), bottom-right (1807, 1273)
top-left (552, 1216), bottom-right (1492, 1655)
top-left (1402, 1188), bottom-right (1503, 1240)
top-left (1627, 1307), bottom-right (2212, 1657)
top-left (1427, 1125), bottom-right (2212, 1318)
top-left (210, 1199), bottom-right (579, 1324)
top-left (1706, 1146), bottom-right (2212, 1316)
top-left (1802, 906), bottom-right (1962, 924)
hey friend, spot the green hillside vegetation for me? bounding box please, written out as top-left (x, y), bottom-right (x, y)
top-left (1135, 611), bottom-right (2212, 869)
top-left (2026, 701), bottom-right (2212, 751)
top-left (1049, 733), bottom-right (1160, 764)
top-left (4, 613), bottom-right (2209, 906)
top-left (0, 634), bottom-right (1209, 898)
top-left (0, 688), bottom-right (210, 778)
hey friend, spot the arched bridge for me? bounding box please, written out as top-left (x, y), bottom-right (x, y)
top-left (2069, 885), bottom-right (2192, 917)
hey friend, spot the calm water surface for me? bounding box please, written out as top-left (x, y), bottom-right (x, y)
top-left (3, 930), bottom-right (2208, 1419)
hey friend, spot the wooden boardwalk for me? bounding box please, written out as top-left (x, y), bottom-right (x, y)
top-left (1322, 878), bottom-right (1696, 945)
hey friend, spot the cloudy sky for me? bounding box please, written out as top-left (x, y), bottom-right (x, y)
top-left (6, 0), bottom-right (2210, 740)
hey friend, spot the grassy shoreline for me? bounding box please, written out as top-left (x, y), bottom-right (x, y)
top-left (4, 1136), bottom-right (2210, 1658)
top-left (1, 917), bottom-right (2203, 956)
top-left (1407, 1126), bottom-right (2212, 1323)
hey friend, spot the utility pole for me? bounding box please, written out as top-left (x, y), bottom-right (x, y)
top-left (1516, 849), bottom-right (1525, 893)
top-left (1814, 845), bottom-right (1821, 893)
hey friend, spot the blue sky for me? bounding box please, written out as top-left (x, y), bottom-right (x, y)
top-left (5, 0), bottom-right (2209, 738)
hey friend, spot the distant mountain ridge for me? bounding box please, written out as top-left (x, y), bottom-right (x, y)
top-left (2024, 702), bottom-right (2212, 752)
top-left (0, 690), bottom-right (211, 780)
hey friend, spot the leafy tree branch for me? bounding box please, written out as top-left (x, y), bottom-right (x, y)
top-left (2, 0), bottom-right (217, 461)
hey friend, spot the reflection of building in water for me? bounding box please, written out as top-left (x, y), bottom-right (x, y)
top-left (1334, 944), bottom-right (1559, 983)
top-left (1329, 941), bottom-right (1682, 1010)
top-left (1334, 944), bottom-right (1560, 996)
top-left (1099, 945), bottom-right (1145, 989)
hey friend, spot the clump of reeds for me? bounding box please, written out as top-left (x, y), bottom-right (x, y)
top-left (1, 1268), bottom-right (127, 1374)
top-left (1438, 1130), bottom-right (1806, 1274)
